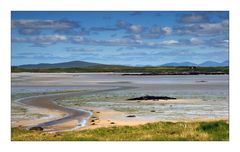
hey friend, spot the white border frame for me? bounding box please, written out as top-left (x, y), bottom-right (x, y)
top-left (1, 0), bottom-right (240, 152)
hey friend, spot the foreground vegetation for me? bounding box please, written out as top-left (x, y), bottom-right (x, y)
top-left (12, 120), bottom-right (228, 141)
top-left (12, 66), bottom-right (229, 74)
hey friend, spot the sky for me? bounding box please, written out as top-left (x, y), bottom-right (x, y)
top-left (11, 11), bottom-right (229, 66)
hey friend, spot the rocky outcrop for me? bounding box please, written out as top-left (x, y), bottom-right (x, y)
top-left (126, 115), bottom-right (136, 118)
top-left (128, 95), bottom-right (176, 101)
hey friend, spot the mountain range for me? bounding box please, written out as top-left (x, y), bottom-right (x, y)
top-left (161, 60), bottom-right (229, 67)
top-left (17, 61), bottom-right (106, 69)
top-left (15, 60), bottom-right (229, 69)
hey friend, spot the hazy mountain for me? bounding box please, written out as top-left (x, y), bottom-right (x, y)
top-left (219, 60), bottom-right (229, 66)
top-left (199, 60), bottom-right (229, 67)
top-left (17, 61), bottom-right (105, 69)
top-left (161, 62), bottom-right (198, 67)
top-left (161, 60), bottom-right (229, 67)
top-left (16, 60), bottom-right (229, 69)
top-left (199, 61), bottom-right (221, 67)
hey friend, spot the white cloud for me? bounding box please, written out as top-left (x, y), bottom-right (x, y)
top-left (179, 14), bottom-right (209, 23)
top-left (190, 37), bottom-right (203, 45)
top-left (13, 34), bottom-right (68, 46)
top-left (176, 19), bottom-right (229, 36)
top-left (129, 34), bottom-right (142, 40)
top-left (12, 19), bottom-right (79, 29)
top-left (162, 27), bottom-right (172, 35)
top-left (161, 40), bottom-right (179, 45)
top-left (128, 24), bottom-right (144, 33)
top-left (53, 35), bottom-right (67, 41)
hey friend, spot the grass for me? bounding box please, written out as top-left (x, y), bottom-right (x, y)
top-left (11, 120), bottom-right (228, 141)
top-left (12, 66), bottom-right (229, 74)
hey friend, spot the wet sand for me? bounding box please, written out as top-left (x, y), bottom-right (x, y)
top-left (14, 86), bottom-right (136, 131)
top-left (12, 73), bottom-right (228, 132)
top-left (80, 106), bottom-right (228, 130)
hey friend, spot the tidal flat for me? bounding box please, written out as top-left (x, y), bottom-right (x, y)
top-left (11, 73), bottom-right (228, 137)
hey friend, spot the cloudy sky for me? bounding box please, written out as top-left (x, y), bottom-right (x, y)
top-left (12, 11), bottom-right (229, 66)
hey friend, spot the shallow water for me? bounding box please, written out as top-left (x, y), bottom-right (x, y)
top-left (12, 73), bottom-right (229, 121)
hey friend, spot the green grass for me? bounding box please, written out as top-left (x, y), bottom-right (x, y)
top-left (12, 66), bottom-right (229, 74)
top-left (197, 121), bottom-right (229, 140)
top-left (11, 120), bottom-right (228, 141)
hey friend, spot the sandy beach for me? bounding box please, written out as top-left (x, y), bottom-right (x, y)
top-left (11, 73), bottom-right (229, 132)
top-left (12, 102), bottom-right (228, 132)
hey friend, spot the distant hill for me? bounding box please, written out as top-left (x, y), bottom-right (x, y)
top-left (199, 61), bottom-right (221, 67)
top-left (15, 60), bottom-right (229, 70)
top-left (161, 62), bottom-right (198, 67)
top-left (17, 61), bottom-right (106, 69)
top-left (199, 60), bottom-right (229, 67)
top-left (219, 60), bottom-right (229, 66)
top-left (12, 60), bottom-right (229, 74)
top-left (161, 60), bottom-right (229, 67)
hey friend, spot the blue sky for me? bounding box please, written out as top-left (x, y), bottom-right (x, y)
top-left (12, 11), bottom-right (229, 66)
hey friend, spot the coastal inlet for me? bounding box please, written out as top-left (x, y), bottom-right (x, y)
top-left (11, 73), bottom-right (228, 132)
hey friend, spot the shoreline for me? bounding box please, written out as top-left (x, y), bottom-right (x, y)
top-left (13, 113), bottom-right (228, 133)
top-left (12, 92), bottom-right (93, 131)
top-left (12, 90), bottom-right (228, 132)
top-left (11, 73), bottom-right (228, 132)
top-left (12, 72), bottom-right (229, 75)
top-left (79, 106), bottom-right (228, 131)
top-left (12, 102), bottom-right (228, 132)
top-left (12, 86), bottom-right (135, 132)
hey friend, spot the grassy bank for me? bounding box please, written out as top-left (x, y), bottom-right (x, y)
top-left (11, 66), bottom-right (229, 74)
top-left (12, 120), bottom-right (228, 141)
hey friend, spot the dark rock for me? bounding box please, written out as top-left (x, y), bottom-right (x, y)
top-left (29, 126), bottom-right (44, 131)
top-left (91, 123), bottom-right (96, 125)
top-left (196, 80), bottom-right (207, 83)
top-left (128, 95), bottom-right (176, 101)
top-left (126, 115), bottom-right (136, 118)
top-left (150, 110), bottom-right (156, 112)
top-left (91, 120), bottom-right (95, 122)
top-left (96, 111), bottom-right (100, 113)
top-left (110, 122), bottom-right (115, 124)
